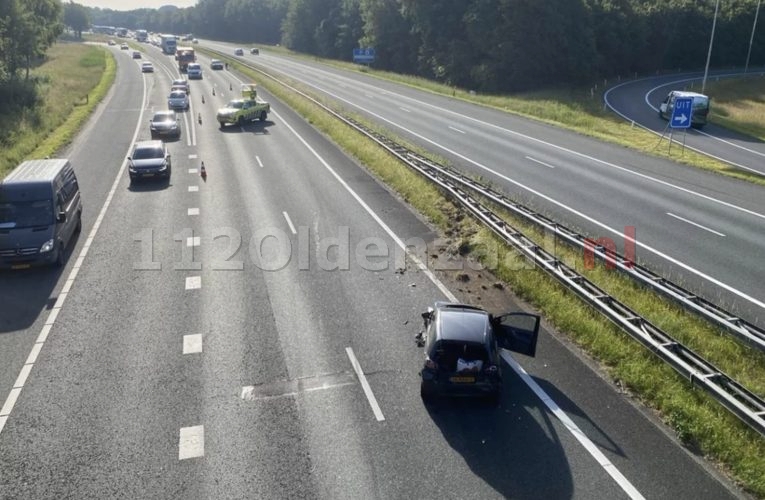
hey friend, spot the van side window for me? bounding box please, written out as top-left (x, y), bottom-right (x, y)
top-left (59, 173), bottom-right (78, 207)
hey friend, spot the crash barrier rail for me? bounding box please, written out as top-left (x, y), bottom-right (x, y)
top-left (214, 50), bottom-right (765, 436)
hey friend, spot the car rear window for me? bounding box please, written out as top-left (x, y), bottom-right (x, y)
top-left (431, 341), bottom-right (489, 371)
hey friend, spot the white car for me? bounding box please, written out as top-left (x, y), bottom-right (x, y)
top-left (171, 78), bottom-right (190, 95)
top-left (141, 61), bottom-right (154, 73)
top-left (167, 90), bottom-right (189, 110)
top-left (186, 63), bottom-right (202, 80)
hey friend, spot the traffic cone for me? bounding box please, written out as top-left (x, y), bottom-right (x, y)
top-left (200, 162), bottom-right (207, 181)
top-left (198, 112), bottom-right (202, 124)
top-left (229, 83), bottom-right (232, 91)
top-left (201, 95), bottom-right (205, 104)
top-left (212, 87), bottom-right (215, 96)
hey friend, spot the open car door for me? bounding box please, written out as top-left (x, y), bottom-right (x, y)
top-left (493, 313), bottom-right (540, 357)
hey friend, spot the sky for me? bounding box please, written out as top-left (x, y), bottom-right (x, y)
top-left (76, 0), bottom-right (197, 10)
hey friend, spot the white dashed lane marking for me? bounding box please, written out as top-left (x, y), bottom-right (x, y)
top-left (178, 425), bottom-right (204, 460)
top-left (185, 276), bottom-right (201, 290)
top-left (183, 335), bottom-right (203, 354)
top-left (188, 186), bottom-right (199, 192)
top-left (186, 237), bottom-right (201, 247)
top-left (188, 208), bottom-right (199, 216)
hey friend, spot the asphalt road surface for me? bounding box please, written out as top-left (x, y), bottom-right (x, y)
top-left (206, 43), bottom-right (765, 329)
top-left (0, 43), bottom-right (745, 499)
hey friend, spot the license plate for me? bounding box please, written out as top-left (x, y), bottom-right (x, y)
top-left (142, 173), bottom-right (155, 177)
top-left (11, 264), bottom-right (31, 269)
top-left (450, 376), bottom-right (475, 383)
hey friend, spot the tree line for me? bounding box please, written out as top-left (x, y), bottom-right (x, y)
top-left (73, 0), bottom-right (765, 92)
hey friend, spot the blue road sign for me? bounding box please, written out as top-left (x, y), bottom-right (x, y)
top-left (353, 48), bottom-right (375, 64)
top-left (670, 97), bottom-right (693, 129)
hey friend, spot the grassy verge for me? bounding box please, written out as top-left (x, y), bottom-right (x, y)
top-left (705, 75), bottom-right (765, 141)
top-left (254, 45), bottom-right (765, 186)
top-left (0, 42), bottom-right (116, 178)
top-left (227, 59), bottom-right (765, 497)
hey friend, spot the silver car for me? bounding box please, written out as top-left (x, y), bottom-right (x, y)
top-left (149, 110), bottom-right (180, 139)
top-left (167, 90), bottom-right (189, 110)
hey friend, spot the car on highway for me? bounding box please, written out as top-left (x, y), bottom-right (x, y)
top-left (149, 110), bottom-right (180, 139)
top-left (171, 78), bottom-right (190, 94)
top-left (0, 159), bottom-right (82, 269)
top-left (167, 90), bottom-right (189, 110)
top-left (210, 59), bottom-right (224, 70)
top-left (234, 48), bottom-right (244, 56)
top-left (658, 90), bottom-right (710, 129)
top-left (127, 140), bottom-right (171, 183)
top-left (132, 51), bottom-right (141, 59)
top-left (216, 84), bottom-right (270, 127)
top-left (250, 47), bottom-right (259, 55)
top-left (120, 43), bottom-right (129, 50)
top-left (186, 62), bottom-right (202, 80)
top-left (416, 302), bottom-right (540, 404)
top-left (192, 38), bottom-right (199, 44)
top-left (107, 39), bottom-right (116, 46)
top-left (141, 61), bottom-right (154, 73)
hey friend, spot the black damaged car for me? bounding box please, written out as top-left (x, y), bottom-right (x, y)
top-left (417, 302), bottom-right (540, 404)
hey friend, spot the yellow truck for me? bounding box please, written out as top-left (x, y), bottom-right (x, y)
top-left (216, 84), bottom-right (270, 128)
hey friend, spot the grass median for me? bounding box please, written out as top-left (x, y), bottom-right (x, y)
top-left (224, 58), bottom-right (765, 497)
top-left (0, 42), bottom-right (116, 178)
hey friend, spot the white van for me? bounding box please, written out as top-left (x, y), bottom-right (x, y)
top-left (0, 159), bottom-right (83, 268)
top-left (658, 91), bottom-right (710, 129)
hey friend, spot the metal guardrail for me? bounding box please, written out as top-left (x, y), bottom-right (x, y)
top-left (216, 51), bottom-right (765, 436)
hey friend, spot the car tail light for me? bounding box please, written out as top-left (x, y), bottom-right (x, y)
top-left (425, 358), bottom-right (438, 370)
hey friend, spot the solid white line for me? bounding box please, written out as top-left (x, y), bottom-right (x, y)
top-left (667, 213), bottom-right (726, 237)
top-left (36, 325), bottom-right (52, 344)
top-left (283, 211), bottom-right (297, 235)
top-left (183, 334), bottom-right (203, 354)
top-left (188, 208), bottom-right (199, 216)
top-left (448, 126), bottom-right (466, 134)
top-left (268, 108), bottom-right (455, 299)
top-left (25, 343), bottom-right (43, 365)
top-left (0, 388), bottom-right (21, 417)
top-left (185, 276), bottom-right (201, 290)
top-left (187, 236), bottom-right (201, 247)
top-left (502, 352), bottom-right (645, 500)
top-left (256, 156), bottom-right (264, 168)
top-left (345, 348), bottom-right (385, 422)
top-left (13, 364), bottom-right (33, 389)
top-left (188, 186), bottom-right (199, 192)
top-left (0, 416), bottom-right (6, 434)
top-left (526, 156), bottom-right (556, 169)
top-left (399, 107), bottom-right (411, 113)
top-left (178, 425), bottom-right (204, 460)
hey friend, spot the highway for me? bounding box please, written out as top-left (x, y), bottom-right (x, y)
top-left (206, 44), bottom-right (765, 329)
top-left (0, 43), bottom-right (744, 499)
top-left (605, 69), bottom-right (765, 177)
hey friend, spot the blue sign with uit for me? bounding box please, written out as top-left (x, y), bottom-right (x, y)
top-left (353, 48), bottom-right (375, 64)
top-left (670, 97), bottom-right (693, 129)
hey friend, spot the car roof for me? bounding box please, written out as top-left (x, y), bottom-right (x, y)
top-left (134, 140), bottom-right (164, 149)
top-left (672, 90), bottom-right (708, 99)
top-left (436, 304), bottom-right (490, 343)
top-left (152, 110), bottom-right (175, 117)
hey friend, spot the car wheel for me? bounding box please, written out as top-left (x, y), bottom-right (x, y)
top-left (74, 212), bottom-right (82, 234)
top-left (237, 116), bottom-right (244, 126)
top-left (259, 111), bottom-right (267, 122)
top-left (54, 243), bottom-right (65, 268)
top-left (420, 382), bottom-right (436, 403)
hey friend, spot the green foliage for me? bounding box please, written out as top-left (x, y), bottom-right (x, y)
top-left (0, 0), bottom-right (63, 80)
top-left (64, 2), bottom-right (90, 38)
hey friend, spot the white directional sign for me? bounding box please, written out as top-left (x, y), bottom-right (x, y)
top-left (670, 97), bottom-right (693, 129)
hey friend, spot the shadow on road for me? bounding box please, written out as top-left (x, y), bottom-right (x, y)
top-left (424, 372), bottom-right (579, 499)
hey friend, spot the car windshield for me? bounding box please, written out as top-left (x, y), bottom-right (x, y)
top-left (0, 200), bottom-right (54, 229)
top-left (173, 80), bottom-right (187, 87)
top-left (132, 147), bottom-right (164, 160)
top-left (152, 113), bottom-right (174, 122)
top-left (693, 97), bottom-right (709, 109)
top-left (227, 101), bottom-right (243, 109)
top-left (169, 92), bottom-right (186, 99)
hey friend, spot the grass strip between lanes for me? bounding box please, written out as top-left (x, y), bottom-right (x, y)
top-left (221, 55), bottom-right (765, 497)
top-left (0, 42), bottom-right (116, 178)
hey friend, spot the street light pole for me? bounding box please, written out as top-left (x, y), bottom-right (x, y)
top-left (745, 0), bottom-right (762, 73)
top-left (702, 0), bottom-right (721, 94)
